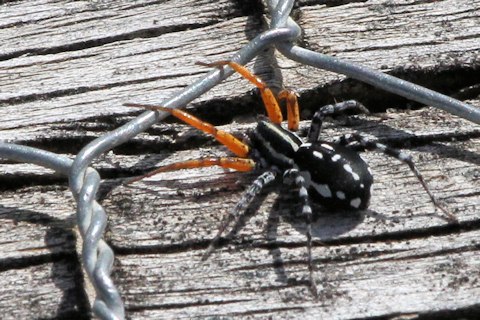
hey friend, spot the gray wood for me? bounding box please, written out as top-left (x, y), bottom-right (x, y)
top-left (0, 260), bottom-right (89, 320)
top-left (282, 0), bottom-right (480, 87)
top-left (103, 107), bottom-right (480, 319)
top-left (0, 0), bottom-right (479, 319)
top-left (0, 186), bottom-right (76, 260)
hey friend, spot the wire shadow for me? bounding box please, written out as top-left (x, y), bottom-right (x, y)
top-left (0, 204), bottom-right (90, 319)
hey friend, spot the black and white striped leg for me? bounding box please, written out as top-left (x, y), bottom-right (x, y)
top-left (338, 133), bottom-right (457, 222)
top-left (201, 170), bottom-right (278, 261)
top-left (307, 100), bottom-right (369, 142)
top-left (283, 168), bottom-right (318, 297)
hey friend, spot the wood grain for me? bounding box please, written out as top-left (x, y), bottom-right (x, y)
top-left (0, 0), bottom-right (479, 319)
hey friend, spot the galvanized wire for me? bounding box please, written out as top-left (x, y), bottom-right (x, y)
top-left (268, 0), bottom-right (480, 124)
top-left (1, 1), bottom-right (479, 320)
top-left (0, 143), bottom-right (73, 175)
top-left (68, 26), bottom-right (299, 320)
top-left (0, 143), bottom-right (121, 319)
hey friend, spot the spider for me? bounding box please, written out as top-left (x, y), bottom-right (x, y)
top-left (123, 60), bottom-right (456, 296)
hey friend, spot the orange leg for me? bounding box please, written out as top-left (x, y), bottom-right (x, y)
top-left (197, 61), bottom-right (283, 125)
top-left (124, 157), bottom-right (256, 185)
top-left (278, 89), bottom-right (300, 131)
top-left (124, 103), bottom-right (250, 158)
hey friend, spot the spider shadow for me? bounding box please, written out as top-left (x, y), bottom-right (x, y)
top-left (267, 186), bottom-right (366, 288)
top-left (216, 177), bottom-right (367, 290)
top-left (99, 149), bottom-right (243, 203)
top-left (97, 151), bottom-right (172, 201)
top-left (108, 168), bottom-right (246, 204)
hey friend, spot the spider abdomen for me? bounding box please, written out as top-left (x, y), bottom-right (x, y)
top-left (294, 142), bottom-right (373, 210)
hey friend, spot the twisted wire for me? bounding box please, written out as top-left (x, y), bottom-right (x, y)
top-left (68, 25), bottom-right (298, 319)
top-left (0, 144), bottom-right (120, 318)
top-left (1, 1), bottom-right (479, 319)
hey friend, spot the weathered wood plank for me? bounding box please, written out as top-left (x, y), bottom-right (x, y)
top-left (0, 14), bottom-right (255, 138)
top-left (0, 0), bottom-right (479, 319)
top-left (301, 0), bottom-right (479, 69)
top-left (0, 185), bottom-right (86, 319)
top-left (279, 0), bottom-right (480, 102)
top-left (0, 186), bottom-right (76, 260)
top-left (1, 0), bottom-right (478, 140)
top-left (103, 107), bottom-right (480, 319)
top-left (114, 230), bottom-right (480, 319)
top-left (0, 259), bottom-right (89, 320)
top-left (105, 108), bottom-right (480, 246)
top-left (0, 0), bottom-right (241, 57)
top-left (0, 0), bottom-right (258, 138)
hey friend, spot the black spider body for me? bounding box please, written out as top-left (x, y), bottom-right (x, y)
top-left (249, 120), bottom-right (373, 211)
top-left (295, 142), bottom-right (373, 210)
top-left (125, 61), bottom-right (454, 297)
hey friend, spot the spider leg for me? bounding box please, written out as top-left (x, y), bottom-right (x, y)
top-left (338, 133), bottom-right (457, 222)
top-left (307, 100), bottom-right (369, 142)
top-left (124, 157), bottom-right (256, 185)
top-left (283, 168), bottom-right (318, 297)
top-left (124, 103), bottom-right (250, 158)
top-left (197, 61), bottom-right (283, 125)
top-left (201, 170), bottom-right (277, 261)
top-left (278, 89), bottom-right (300, 131)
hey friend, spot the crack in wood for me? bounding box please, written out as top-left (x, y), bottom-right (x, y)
top-left (0, 21), bottom-right (231, 62)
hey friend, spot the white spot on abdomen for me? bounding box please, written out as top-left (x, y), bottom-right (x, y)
top-left (331, 154), bottom-right (341, 162)
top-left (350, 197), bottom-right (362, 209)
top-left (321, 143), bottom-right (334, 151)
top-left (313, 151), bottom-right (324, 160)
top-left (336, 191), bottom-right (346, 199)
top-left (312, 182), bottom-right (332, 198)
top-left (343, 164), bottom-right (353, 173)
top-left (343, 164), bottom-right (360, 181)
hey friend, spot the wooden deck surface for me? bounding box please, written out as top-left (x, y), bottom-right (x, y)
top-left (1, 0), bottom-right (479, 319)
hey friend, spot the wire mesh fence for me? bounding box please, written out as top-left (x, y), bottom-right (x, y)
top-left (1, 1), bottom-right (479, 319)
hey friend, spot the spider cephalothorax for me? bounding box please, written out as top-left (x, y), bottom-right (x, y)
top-left (124, 60), bottom-right (455, 296)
